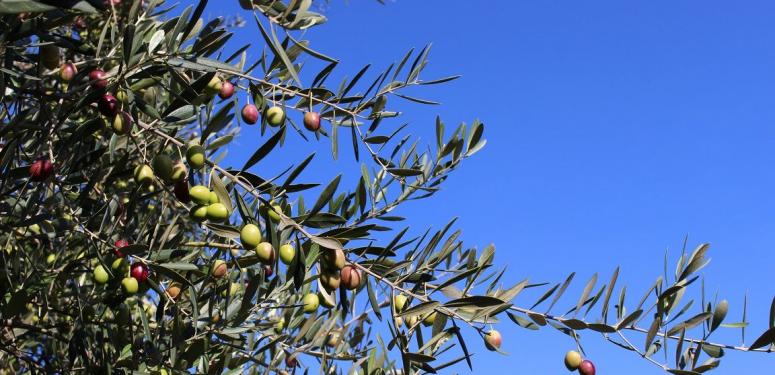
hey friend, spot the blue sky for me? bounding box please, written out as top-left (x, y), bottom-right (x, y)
top-left (202, 1), bottom-right (775, 373)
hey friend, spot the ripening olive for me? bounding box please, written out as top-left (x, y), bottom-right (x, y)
top-left (211, 260), bottom-right (228, 278)
top-left (564, 350), bottom-right (583, 371)
top-left (255, 242), bottom-right (274, 263)
top-left (484, 329), bottom-right (502, 351)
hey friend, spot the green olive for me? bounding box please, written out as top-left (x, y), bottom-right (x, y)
top-left (186, 144), bottom-right (206, 169)
top-left (111, 258), bottom-right (130, 276)
top-left (240, 224), bottom-right (262, 249)
top-left (134, 164), bottom-right (154, 185)
top-left (265, 106), bottom-right (285, 126)
top-left (279, 243), bottom-right (295, 265)
top-left (206, 203), bottom-right (229, 222)
top-left (189, 185), bottom-right (211, 205)
top-left (93, 265), bottom-right (110, 284)
top-left (394, 294), bottom-right (408, 312)
top-left (302, 293), bottom-right (319, 313)
top-left (190, 205), bottom-right (208, 222)
top-left (152, 154), bottom-right (173, 183)
top-left (122, 277), bottom-right (139, 294)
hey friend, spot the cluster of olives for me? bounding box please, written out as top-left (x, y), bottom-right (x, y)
top-left (205, 74), bottom-right (322, 132)
top-left (92, 239), bottom-right (149, 295)
top-left (392, 294), bottom-right (440, 329)
top-left (565, 350), bottom-right (596, 375)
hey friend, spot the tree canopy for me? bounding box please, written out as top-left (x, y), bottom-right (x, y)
top-left (0, 1), bottom-right (772, 374)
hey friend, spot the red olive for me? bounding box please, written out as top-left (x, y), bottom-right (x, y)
top-left (98, 94), bottom-right (119, 117)
top-left (340, 265), bottom-right (362, 290)
top-left (241, 104), bottom-right (258, 124)
top-left (303, 111), bottom-right (320, 132)
top-left (114, 239), bottom-right (129, 257)
top-left (218, 81), bottom-right (235, 99)
top-left (174, 179), bottom-right (191, 203)
top-left (88, 70), bottom-right (108, 89)
top-left (130, 262), bottom-right (149, 283)
top-left (29, 158), bottom-right (54, 182)
top-left (578, 359), bottom-right (596, 375)
top-left (59, 63), bottom-right (77, 82)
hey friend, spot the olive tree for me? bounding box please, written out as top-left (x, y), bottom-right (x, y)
top-left (0, 1), bottom-right (772, 374)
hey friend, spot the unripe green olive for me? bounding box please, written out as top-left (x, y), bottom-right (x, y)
top-left (28, 224), bottom-right (41, 234)
top-left (394, 294), bottom-right (408, 312)
top-left (186, 144), bottom-right (206, 169)
top-left (322, 248), bottom-right (346, 270)
top-left (189, 186), bottom-right (211, 205)
top-left (422, 311), bottom-right (437, 326)
top-left (320, 269), bottom-right (340, 291)
top-left (134, 164), bottom-right (154, 185)
top-left (152, 154), bottom-right (173, 183)
top-left (240, 224), bottom-right (262, 249)
top-left (206, 203), bottom-right (229, 222)
top-left (266, 204), bottom-right (282, 222)
top-left (221, 282), bottom-right (240, 297)
top-left (116, 90), bottom-right (129, 103)
top-left (46, 253), bottom-right (56, 265)
top-left (170, 162), bottom-right (187, 183)
top-left (112, 258), bottom-right (130, 276)
top-left (326, 330), bottom-right (342, 347)
top-left (190, 205), bottom-right (208, 222)
top-left (255, 242), bottom-right (274, 263)
top-left (208, 191), bottom-right (220, 204)
top-left (206, 75), bottom-right (222, 96)
top-left (122, 277), bottom-right (139, 294)
top-left (93, 265), bottom-right (110, 284)
top-left (279, 243), bottom-right (295, 265)
top-left (302, 293), bottom-right (319, 313)
top-left (265, 106), bottom-right (285, 126)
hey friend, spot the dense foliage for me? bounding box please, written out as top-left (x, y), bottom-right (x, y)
top-left (0, 1), bottom-right (772, 374)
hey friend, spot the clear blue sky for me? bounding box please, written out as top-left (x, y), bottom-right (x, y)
top-left (203, 1), bottom-right (775, 373)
